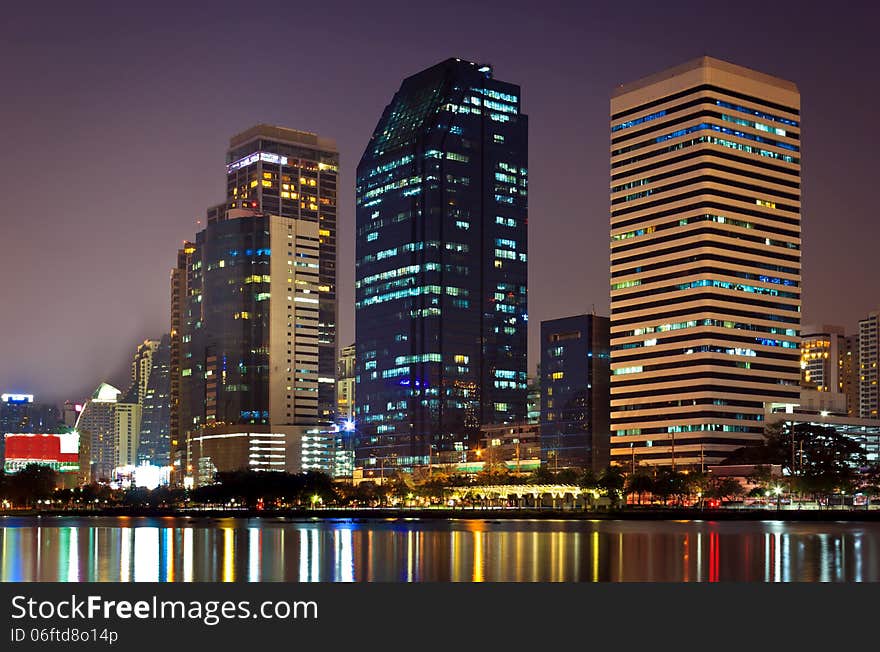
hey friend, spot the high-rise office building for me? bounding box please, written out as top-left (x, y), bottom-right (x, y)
top-left (859, 311), bottom-right (880, 419)
top-left (609, 56), bottom-right (802, 468)
top-left (138, 333), bottom-right (171, 465)
top-left (178, 209), bottom-right (322, 483)
top-left (355, 58), bottom-right (528, 471)
top-left (225, 125), bottom-right (339, 422)
top-left (540, 315), bottom-right (611, 472)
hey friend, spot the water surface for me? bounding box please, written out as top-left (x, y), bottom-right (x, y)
top-left (2, 516), bottom-right (878, 582)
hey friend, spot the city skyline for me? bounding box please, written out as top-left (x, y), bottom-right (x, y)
top-left (2, 1), bottom-right (880, 404)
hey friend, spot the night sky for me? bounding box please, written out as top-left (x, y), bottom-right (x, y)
top-left (2, 0), bottom-right (878, 405)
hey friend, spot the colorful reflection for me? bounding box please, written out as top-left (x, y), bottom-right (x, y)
top-left (1, 517), bottom-right (880, 582)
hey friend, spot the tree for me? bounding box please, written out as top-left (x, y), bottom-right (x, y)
top-left (4, 464), bottom-right (58, 507)
top-left (598, 466), bottom-right (625, 503)
top-left (708, 477), bottom-right (744, 504)
top-left (475, 461), bottom-right (512, 486)
top-left (527, 466), bottom-right (555, 485)
top-left (625, 472), bottom-right (654, 505)
top-left (724, 423), bottom-right (867, 501)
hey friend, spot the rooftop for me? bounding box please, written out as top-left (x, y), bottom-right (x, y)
top-left (229, 124), bottom-right (338, 153)
top-left (612, 55), bottom-right (799, 98)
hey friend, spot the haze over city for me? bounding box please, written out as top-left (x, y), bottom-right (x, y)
top-left (1, 0), bottom-right (878, 404)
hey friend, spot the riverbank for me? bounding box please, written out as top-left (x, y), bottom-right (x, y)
top-left (4, 506), bottom-right (880, 521)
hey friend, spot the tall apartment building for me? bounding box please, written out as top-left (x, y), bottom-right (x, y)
top-left (355, 58), bottom-right (528, 472)
top-left (609, 57), bottom-right (802, 468)
top-left (540, 315), bottom-right (611, 472)
top-left (859, 311), bottom-right (880, 419)
top-left (225, 125), bottom-right (339, 422)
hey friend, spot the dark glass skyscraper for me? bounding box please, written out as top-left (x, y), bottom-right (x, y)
top-left (540, 315), bottom-right (611, 472)
top-left (355, 58), bottom-right (528, 471)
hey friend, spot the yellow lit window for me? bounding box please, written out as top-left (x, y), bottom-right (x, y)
top-left (262, 172), bottom-right (272, 180)
top-left (551, 371), bottom-right (564, 380)
top-left (319, 229), bottom-right (330, 236)
top-left (262, 180), bottom-right (272, 187)
top-left (250, 180), bottom-right (258, 188)
top-left (281, 191), bottom-right (290, 198)
top-left (282, 184), bottom-right (290, 190)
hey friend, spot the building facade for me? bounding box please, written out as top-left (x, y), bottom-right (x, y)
top-left (859, 311), bottom-right (879, 419)
top-left (609, 56), bottom-right (802, 468)
top-left (225, 125), bottom-right (339, 422)
top-left (540, 314), bottom-right (611, 472)
top-left (138, 333), bottom-right (171, 465)
top-left (354, 58), bottom-right (528, 472)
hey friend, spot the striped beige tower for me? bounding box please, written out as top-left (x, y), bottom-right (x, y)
top-left (609, 57), bottom-right (801, 469)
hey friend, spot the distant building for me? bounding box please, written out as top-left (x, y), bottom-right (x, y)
top-left (74, 382), bottom-right (142, 483)
top-left (138, 334), bottom-right (171, 465)
top-left (355, 58), bottom-right (528, 472)
top-left (131, 339), bottom-right (160, 404)
top-left (475, 422), bottom-right (541, 473)
top-left (540, 315), bottom-right (611, 472)
top-left (800, 325), bottom-right (845, 392)
top-left (840, 334), bottom-right (860, 417)
top-left (61, 400), bottom-right (83, 428)
top-left (115, 387), bottom-right (141, 469)
top-left (1, 393), bottom-right (60, 434)
top-left (859, 311), bottom-right (880, 419)
top-left (1, 393), bottom-right (60, 464)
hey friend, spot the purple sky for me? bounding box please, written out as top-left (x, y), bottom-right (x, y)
top-left (1, 0), bottom-right (878, 405)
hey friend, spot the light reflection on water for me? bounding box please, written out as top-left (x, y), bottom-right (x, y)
top-left (1, 516), bottom-right (879, 582)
